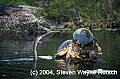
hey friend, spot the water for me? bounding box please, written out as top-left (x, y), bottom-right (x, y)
top-left (0, 30), bottom-right (120, 79)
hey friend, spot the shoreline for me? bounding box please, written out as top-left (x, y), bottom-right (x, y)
top-left (91, 28), bottom-right (120, 31)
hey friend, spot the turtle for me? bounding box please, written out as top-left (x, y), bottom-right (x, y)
top-left (55, 28), bottom-right (101, 62)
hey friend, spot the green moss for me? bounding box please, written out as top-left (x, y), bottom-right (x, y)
top-left (0, 0), bottom-right (38, 6)
top-left (0, 0), bottom-right (27, 5)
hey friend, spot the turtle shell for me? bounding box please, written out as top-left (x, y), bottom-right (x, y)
top-left (73, 28), bottom-right (94, 47)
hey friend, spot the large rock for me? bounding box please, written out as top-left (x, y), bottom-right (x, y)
top-left (0, 5), bottom-right (48, 39)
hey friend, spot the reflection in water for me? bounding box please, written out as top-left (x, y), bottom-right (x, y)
top-left (56, 60), bottom-right (95, 71)
top-left (33, 60), bottom-right (37, 70)
top-left (0, 39), bottom-right (33, 53)
top-left (1, 58), bottom-right (33, 62)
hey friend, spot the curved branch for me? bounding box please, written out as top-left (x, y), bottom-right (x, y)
top-left (33, 36), bottom-right (43, 61)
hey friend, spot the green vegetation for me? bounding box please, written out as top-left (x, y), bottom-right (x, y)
top-left (0, 0), bottom-right (120, 29)
top-left (42, 0), bottom-right (120, 29)
top-left (0, 0), bottom-right (38, 6)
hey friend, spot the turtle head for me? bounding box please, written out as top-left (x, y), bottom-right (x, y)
top-left (72, 39), bottom-right (82, 47)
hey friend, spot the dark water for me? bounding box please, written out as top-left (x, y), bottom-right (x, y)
top-left (0, 30), bottom-right (120, 79)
